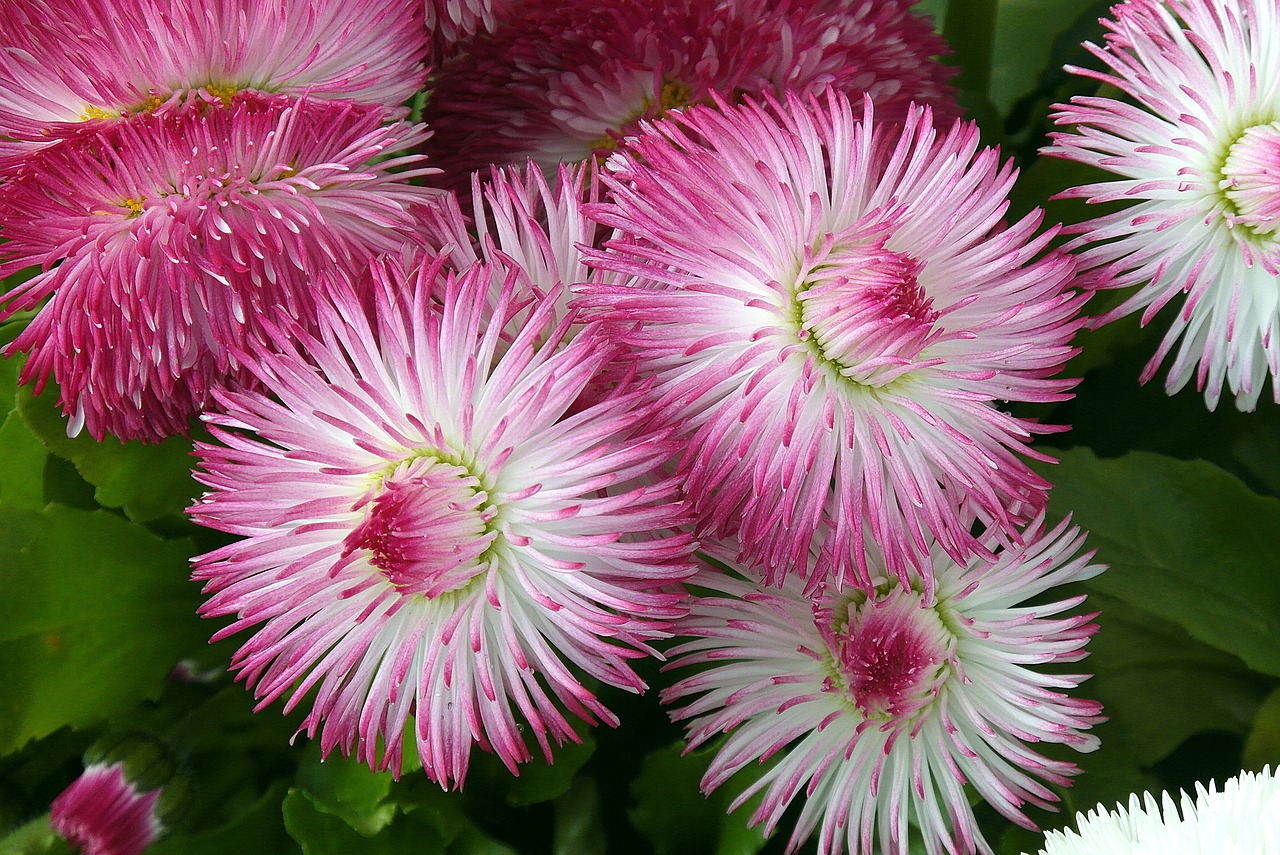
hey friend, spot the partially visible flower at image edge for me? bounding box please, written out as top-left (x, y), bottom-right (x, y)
top-left (0, 91), bottom-right (437, 441)
top-left (1028, 766), bottom-right (1280, 854)
top-left (49, 762), bottom-right (163, 855)
top-left (0, 0), bottom-right (428, 162)
top-left (1048, 0), bottom-right (1280, 411)
top-left (189, 252), bottom-right (695, 788)
top-left (663, 516), bottom-right (1105, 855)
top-left (422, 0), bottom-right (958, 188)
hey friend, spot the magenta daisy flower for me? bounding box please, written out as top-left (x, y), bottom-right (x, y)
top-left (190, 255), bottom-right (695, 787)
top-left (425, 0), bottom-right (517, 58)
top-left (1048, 0), bottom-right (1280, 410)
top-left (0, 92), bottom-right (436, 441)
top-left (50, 763), bottom-right (163, 855)
top-left (581, 92), bottom-right (1083, 592)
top-left (0, 0), bottom-right (427, 160)
top-left (422, 0), bottom-right (956, 190)
top-left (664, 517), bottom-right (1105, 855)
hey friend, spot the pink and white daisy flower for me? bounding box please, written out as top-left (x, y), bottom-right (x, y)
top-left (0, 0), bottom-right (428, 160)
top-left (422, 0), bottom-right (956, 190)
top-left (421, 160), bottom-right (615, 332)
top-left (190, 254), bottom-right (696, 788)
top-left (1047, 0), bottom-right (1280, 410)
top-left (0, 92), bottom-right (436, 441)
top-left (581, 92), bottom-right (1083, 592)
top-left (50, 762), bottom-right (163, 855)
top-left (664, 517), bottom-right (1105, 855)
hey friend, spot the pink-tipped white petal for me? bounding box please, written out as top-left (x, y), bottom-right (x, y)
top-left (190, 254), bottom-right (696, 788)
top-left (1047, 0), bottom-right (1280, 411)
top-left (581, 91), bottom-right (1082, 591)
top-left (665, 516), bottom-right (1106, 855)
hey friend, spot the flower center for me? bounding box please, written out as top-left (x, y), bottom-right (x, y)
top-left (795, 242), bottom-right (937, 386)
top-left (344, 456), bottom-right (497, 598)
top-left (1221, 121), bottom-right (1280, 236)
top-left (822, 585), bottom-right (953, 721)
top-left (591, 77), bottom-right (695, 153)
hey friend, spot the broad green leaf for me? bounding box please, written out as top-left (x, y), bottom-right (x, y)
top-left (0, 505), bottom-right (207, 754)
top-left (392, 782), bottom-right (468, 847)
top-left (1057, 336), bottom-right (1280, 499)
top-left (552, 777), bottom-right (606, 855)
top-left (463, 725), bottom-right (596, 808)
top-left (1000, 825), bottom-right (1047, 855)
top-left (943, 0), bottom-right (998, 95)
top-left (282, 790), bottom-right (446, 855)
top-left (1042, 449), bottom-right (1280, 676)
top-left (1243, 686), bottom-right (1280, 772)
top-left (915, 0), bottom-right (948, 31)
top-left (503, 731), bottom-right (595, 807)
top-left (149, 782), bottom-right (300, 855)
top-left (0, 413), bottom-right (47, 511)
top-left (0, 815), bottom-right (71, 855)
top-left (629, 744), bottom-right (767, 855)
top-left (0, 335), bottom-right (44, 510)
top-left (448, 827), bottom-right (520, 855)
top-left (295, 748), bottom-right (396, 837)
top-left (989, 0), bottom-right (1102, 115)
top-left (18, 383), bottom-right (199, 522)
top-left (1079, 591), bottom-right (1264, 766)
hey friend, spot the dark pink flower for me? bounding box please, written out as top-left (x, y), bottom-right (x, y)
top-left (0, 92), bottom-right (436, 441)
top-left (50, 763), bottom-right (162, 855)
top-left (0, 0), bottom-right (428, 162)
top-left (422, 0), bottom-right (956, 190)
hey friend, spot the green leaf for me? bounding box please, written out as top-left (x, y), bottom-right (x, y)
top-left (1243, 686), bottom-right (1280, 772)
top-left (295, 747), bottom-right (396, 837)
top-left (0, 413), bottom-right (47, 511)
top-left (1056, 332), bottom-right (1280, 500)
top-left (629, 744), bottom-right (768, 855)
top-left (943, 0), bottom-right (998, 95)
top-left (1080, 590), bottom-right (1265, 767)
top-left (463, 725), bottom-right (596, 808)
top-left (149, 782), bottom-right (300, 855)
top-left (18, 383), bottom-right (199, 522)
top-left (0, 815), bottom-right (71, 855)
top-left (503, 731), bottom-right (595, 807)
top-left (552, 777), bottom-right (606, 855)
top-left (999, 824), bottom-right (1047, 855)
top-left (0, 505), bottom-right (208, 754)
top-left (1042, 448), bottom-right (1280, 676)
top-left (282, 790), bottom-right (447, 855)
top-left (447, 826), bottom-right (520, 855)
top-left (988, 0), bottom-right (1102, 114)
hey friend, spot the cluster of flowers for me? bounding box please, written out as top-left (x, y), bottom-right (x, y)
top-left (4, 0), bottom-right (1278, 853)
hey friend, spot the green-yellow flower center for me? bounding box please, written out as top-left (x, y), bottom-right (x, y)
top-left (1220, 120), bottom-right (1280, 236)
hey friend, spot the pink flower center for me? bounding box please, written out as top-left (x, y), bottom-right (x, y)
top-left (1221, 121), bottom-right (1280, 236)
top-left (796, 242), bottom-right (938, 386)
top-left (823, 586), bottom-right (953, 721)
top-left (345, 456), bottom-right (497, 598)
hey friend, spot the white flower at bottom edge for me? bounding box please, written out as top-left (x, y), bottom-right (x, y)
top-left (1030, 767), bottom-right (1280, 855)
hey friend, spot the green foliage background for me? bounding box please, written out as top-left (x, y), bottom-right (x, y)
top-left (3, 2), bottom-right (1278, 853)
